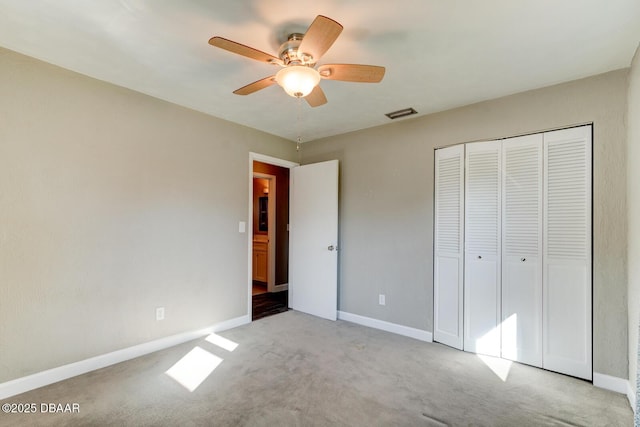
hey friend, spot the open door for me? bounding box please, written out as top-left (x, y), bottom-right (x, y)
top-left (289, 160), bottom-right (339, 321)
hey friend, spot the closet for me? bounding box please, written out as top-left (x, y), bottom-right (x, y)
top-left (433, 125), bottom-right (592, 380)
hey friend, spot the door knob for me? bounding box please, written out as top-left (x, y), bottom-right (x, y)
top-left (477, 255), bottom-right (482, 259)
top-left (521, 258), bottom-right (526, 262)
top-left (328, 245), bottom-right (336, 251)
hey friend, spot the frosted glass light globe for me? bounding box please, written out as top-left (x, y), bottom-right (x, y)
top-left (275, 65), bottom-right (321, 98)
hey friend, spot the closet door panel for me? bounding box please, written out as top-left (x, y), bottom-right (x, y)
top-left (464, 141), bottom-right (501, 356)
top-left (543, 126), bottom-right (592, 380)
top-left (501, 260), bottom-right (541, 363)
top-left (501, 134), bottom-right (543, 367)
top-left (546, 262), bottom-right (589, 368)
top-left (434, 145), bottom-right (465, 350)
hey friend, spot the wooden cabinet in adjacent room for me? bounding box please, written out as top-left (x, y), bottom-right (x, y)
top-left (252, 239), bottom-right (268, 283)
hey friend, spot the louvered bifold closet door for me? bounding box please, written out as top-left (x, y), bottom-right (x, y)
top-left (543, 125), bottom-right (592, 380)
top-left (463, 141), bottom-right (501, 357)
top-left (501, 134), bottom-right (543, 367)
top-left (434, 145), bottom-right (465, 350)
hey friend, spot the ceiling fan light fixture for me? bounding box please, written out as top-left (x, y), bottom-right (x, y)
top-left (210, 15), bottom-right (382, 107)
top-left (275, 65), bottom-right (321, 98)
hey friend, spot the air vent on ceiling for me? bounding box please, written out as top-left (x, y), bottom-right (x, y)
top-left (385, 107), bottom-right (417, 120)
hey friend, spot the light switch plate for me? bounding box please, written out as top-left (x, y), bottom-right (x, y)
top-left (238, 221), bottom-right (246, 233)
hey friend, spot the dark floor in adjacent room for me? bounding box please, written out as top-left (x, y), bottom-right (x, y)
top-left (251, 281), bottom-right (288, 321)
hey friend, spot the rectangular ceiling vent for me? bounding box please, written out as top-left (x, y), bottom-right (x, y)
top-left (385, 107), bottom-right (418, 120)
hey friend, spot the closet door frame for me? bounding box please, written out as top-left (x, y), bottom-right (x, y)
top-left (432, 125), bottom-right (593, 381)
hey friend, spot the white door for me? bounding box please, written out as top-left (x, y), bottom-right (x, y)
top-left (434, 145), bottom-right (465, 350)
top-left (289, 160), bottom-right (339, 321)
top-left (501, 134), bottom-right (543, 367)
top-left (543, 126), bottom-right (592, 380)
top-left (463, 141), bottom-right (501, 357)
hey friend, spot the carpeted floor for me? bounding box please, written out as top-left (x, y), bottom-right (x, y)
top-left (0, 311), bottom-right (633, 426)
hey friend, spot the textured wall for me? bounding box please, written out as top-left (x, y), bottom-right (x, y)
top-left (302, 69), bottom-right (629, 378)
top-left (0, 47), bottom-right (296, 383)
top-left (627, 43), bottom-right (640, 407)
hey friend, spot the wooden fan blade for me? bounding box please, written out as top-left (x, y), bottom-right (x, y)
top-left (233, 76), bottom-right (277, 95)
top-left (298, 15), bottom-right (343, 63)
top-left (209, 36), bottom-right (283, 65)
top-left (305, 85), bottom-right (328, 107)
top-left (318, 64), bottom-right (385, 83)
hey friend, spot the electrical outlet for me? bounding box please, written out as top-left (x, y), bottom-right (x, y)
top-left (379, 294), bottom-right (386, 306)
top-left (156, 307), bottom-right (165, 321)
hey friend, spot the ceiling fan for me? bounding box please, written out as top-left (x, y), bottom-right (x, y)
top-left (208, 15), bottom-right (385, 107)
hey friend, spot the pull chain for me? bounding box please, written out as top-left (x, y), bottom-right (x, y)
top-left (296, 96), bottom-right (303, 163)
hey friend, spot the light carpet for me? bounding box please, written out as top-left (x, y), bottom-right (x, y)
top-left (0, 311), bottom-right (632, 426)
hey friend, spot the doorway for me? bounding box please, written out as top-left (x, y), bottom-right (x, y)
top-left (251, 158), bottom-right (293, 320)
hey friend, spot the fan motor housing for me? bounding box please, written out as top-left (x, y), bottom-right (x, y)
top-left (279, 33), bottom-right (314, 66)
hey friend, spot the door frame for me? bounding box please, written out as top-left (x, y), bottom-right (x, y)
top-left (253, 172), bottom-right (278, 292)
top-left (248, 153), bottom-right (298, 319)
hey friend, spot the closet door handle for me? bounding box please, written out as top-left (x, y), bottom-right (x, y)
top-left (521, 257), bottom-right (526, 262)
top-left (477, 255), bottom-right (482, 259)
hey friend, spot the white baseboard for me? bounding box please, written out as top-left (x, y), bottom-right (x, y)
top-left (593, 372), bottom-right (629, 395)
top-left (0, 314), bottom-right (250, 400)
top-left (338, 311), bottom-right (432, 342)
top-left (628, 380), bottom-right (637, 414)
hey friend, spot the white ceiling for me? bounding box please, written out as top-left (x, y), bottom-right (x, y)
top-left (1, 0), bottom-right (639, 142)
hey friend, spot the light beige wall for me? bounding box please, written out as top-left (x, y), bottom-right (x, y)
top-left (303, 69), bottom-right (629, 378)
top-left (627, 44), bottom-right (640, 399)
top-left (0, 47), bottom-right (296, 383)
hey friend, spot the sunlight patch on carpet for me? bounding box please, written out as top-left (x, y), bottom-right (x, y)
top-left (474, 314), bottom-right (516, 382)
top-left (477, 354), bottom-right (513, 382)
top-left (165, 346), bottom-right (222, 392)
top-left (205, 333), bottom-right (238, 352)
